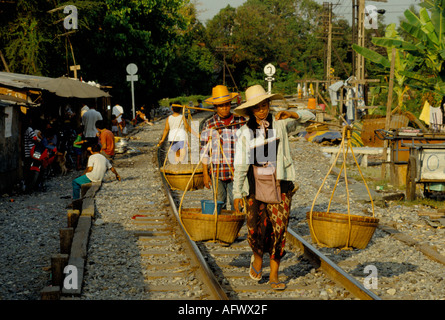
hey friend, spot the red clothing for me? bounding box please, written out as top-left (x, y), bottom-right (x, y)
top-left (221, 114), bottom-right (233, 126)
top-left (100, 129), bottom-right (115, 156)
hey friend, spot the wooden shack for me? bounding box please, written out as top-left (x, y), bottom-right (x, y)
top-left (0, 98), bottom-right (22, 194)
top-left (0, 71), bottom-right (111, 195)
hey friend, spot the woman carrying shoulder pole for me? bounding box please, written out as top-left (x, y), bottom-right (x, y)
top-left (232, 85), bottom-right (314, 291)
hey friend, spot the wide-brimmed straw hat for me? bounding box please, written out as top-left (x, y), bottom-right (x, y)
top-left (205, 85), bottom-right (239, 105)
top-left (233, 85), bottom-right (283, 117)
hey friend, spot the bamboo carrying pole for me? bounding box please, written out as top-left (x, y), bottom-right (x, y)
top-left (185, 105), bottom-right (217, 113)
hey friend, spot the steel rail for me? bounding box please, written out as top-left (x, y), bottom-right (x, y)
top-left (155, 111), bottom-right (380, 300)
top-left (286, 228), bottom-right (381, 300)
top-left (157, 146), bottom-right (229, 300)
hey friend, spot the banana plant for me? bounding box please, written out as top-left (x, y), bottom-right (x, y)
top-left (392, 1), bottom-right (445, 97)
top-left (353, 0), bottom-right (445, 107)
top-left (352, 24), bottom-right (416, 109)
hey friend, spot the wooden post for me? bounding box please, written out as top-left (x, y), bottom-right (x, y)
top-left (60, 228), bottom-right (74, 255)
top-left (67, 209), bottom-right (80, 228)
top-left (40, 286), bottom-right (61, 300)
top-left (326, 3), bottom-right (332, 83)
top-left (51, 254), bottom-right (69, 287)
top-left (0, 50), bottom-right (10, 72)
top-left (70, 65), bottom-right (81, 79)
top-left (356, 0), bottom-right (365, 81)
top-left (338, 89), bottom-right (343, 125)
top-left (381, 48), bottom-right (396, 180)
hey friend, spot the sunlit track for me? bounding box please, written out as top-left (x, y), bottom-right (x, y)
top-left (156, 110), bottom-right (381, 300)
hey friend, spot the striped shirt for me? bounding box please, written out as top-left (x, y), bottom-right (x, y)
top-left (200, 114), bottom-right (246, 181)
top-left (24, 127), bottom-right (37, 158)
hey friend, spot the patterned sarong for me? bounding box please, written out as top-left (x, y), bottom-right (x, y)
top-left (245, 188), bottom-right (294, 260)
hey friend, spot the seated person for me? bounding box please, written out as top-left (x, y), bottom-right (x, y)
top-left (134, 107), bottom-right (153, 126)
top-left (96, 120), bottom-right (115, 161)
top-left (71, 144), bottom-right (120, 201)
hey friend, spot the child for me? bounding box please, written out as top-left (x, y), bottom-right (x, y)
top-left (157, 102), bottom-right (197, 163)
top-left (73, 128), bottom-right (85, 170)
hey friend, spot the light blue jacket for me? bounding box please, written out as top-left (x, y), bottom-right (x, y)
top-left (232, 110), bottom-right (314, 199)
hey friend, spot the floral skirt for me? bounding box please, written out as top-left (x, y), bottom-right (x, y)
top-left (245, 187), bottom-right (294, 261)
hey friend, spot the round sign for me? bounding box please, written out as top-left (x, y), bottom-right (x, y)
top-left (126, 63), bottom-right (138, 75)
top-left (264, 63), bottom-right (276, 76)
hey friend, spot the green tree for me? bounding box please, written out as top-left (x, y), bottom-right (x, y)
top-left (0, 0), bottom-right (55, 75)
top-left (1, 0), bottom-right (192, 111)
top-left (160, 2), bottom-right (216, 97)
top-left (77, 0), bottom-right (188, 108)
top-left (205, 0), bottom-right (324, 93)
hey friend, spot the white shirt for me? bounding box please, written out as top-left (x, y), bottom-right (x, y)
top-left (112, 105), bottom-right (124, 123)
top-left (168, 114), bottom-right (187, 141)
top-left (82, 109), bottom-right (103, 138)
top-left (85, 153), bottom-right (112, 182)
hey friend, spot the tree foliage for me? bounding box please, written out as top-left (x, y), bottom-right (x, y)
top-left (205, 0), bottom-right (346, 94)
top-left (353, 0), bottom-right (445, 109)
top-left (0, 0), bottom-right (396, 105)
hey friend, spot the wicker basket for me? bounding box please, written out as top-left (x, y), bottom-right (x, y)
top-left (161, 163), bottom-right (204, 191)
top-left (180, 208), bottom-right (245, 244)
top-left (306, 211), bottom-right (379, 249)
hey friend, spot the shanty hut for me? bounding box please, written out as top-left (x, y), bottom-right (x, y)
top-left (0, 71), bottom-right (111, 194)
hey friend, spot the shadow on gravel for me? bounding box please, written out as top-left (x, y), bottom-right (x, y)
top-left (349, 261), bottom-right (418, 278)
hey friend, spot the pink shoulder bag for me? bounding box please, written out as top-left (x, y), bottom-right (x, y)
top-left (252, 163), bottom-right (281, 204)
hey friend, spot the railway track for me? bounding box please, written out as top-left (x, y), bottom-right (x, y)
top-left (130, 204), bottom-right (209, 299)
top-left (78, 108), bottom-right (444, 302)
top-left (155, 110), bottom-right (380, 300)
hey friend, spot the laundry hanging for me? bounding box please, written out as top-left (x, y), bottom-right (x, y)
top-left (345, 87), bottom-right (355, 123)
top-left (328, 81), bottom-right (344, 106)
top-left (430, 106), bottom-right (443, 131)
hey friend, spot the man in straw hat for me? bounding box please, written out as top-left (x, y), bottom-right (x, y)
top-left (232, 84), bottom-right (314, 290)
top-left (200, 85), bottom-right (246, 211)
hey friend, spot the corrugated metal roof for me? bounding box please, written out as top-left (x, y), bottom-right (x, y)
top-left (0, 71), bottom-right (51, 89)
top-left (0, 71), bottom-right (110, 98)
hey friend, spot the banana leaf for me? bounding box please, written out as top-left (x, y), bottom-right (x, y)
top-left (404, 9), bottom-right (423, 28)
top-left (398, 70), bottom-right (434, 84)
top-left (401, 13), bottom-right (427, 41)
top-left (430, 9), bottom-right (445, 41)
top-left (372, 38), bottom-right (418, 51)
top-left (419, 8), bottom-right (440, 46)
top-left (352, 44), bottom-right (390, 69)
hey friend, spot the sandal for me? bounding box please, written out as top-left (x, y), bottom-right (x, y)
top-left (249, 255), bottom-right (262, 281)
top-left (269, 281), bottom-right (286, 291)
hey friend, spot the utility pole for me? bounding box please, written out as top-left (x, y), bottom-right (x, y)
top-left (319, 2), bottom-right (343, 84)
top-left (215, 45), bottom-right (239, 92)
top-left (215, 46), bottom-right (235, 86)
top-left (326, 2), bottom-right (333, 83)
top-left (356, 0), bottom-right (365, 81)
top-left (353, 0), bottom-right (388, 80)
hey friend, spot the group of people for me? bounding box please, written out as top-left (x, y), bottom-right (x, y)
top-left (22, 115), bottom-right (63, 193)
top-left (23, 83), bottom-right (315, 291)
top-left (71, 104), bottom-right (121, 202)
top-left (158, 84), bottom-right (315, 290)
